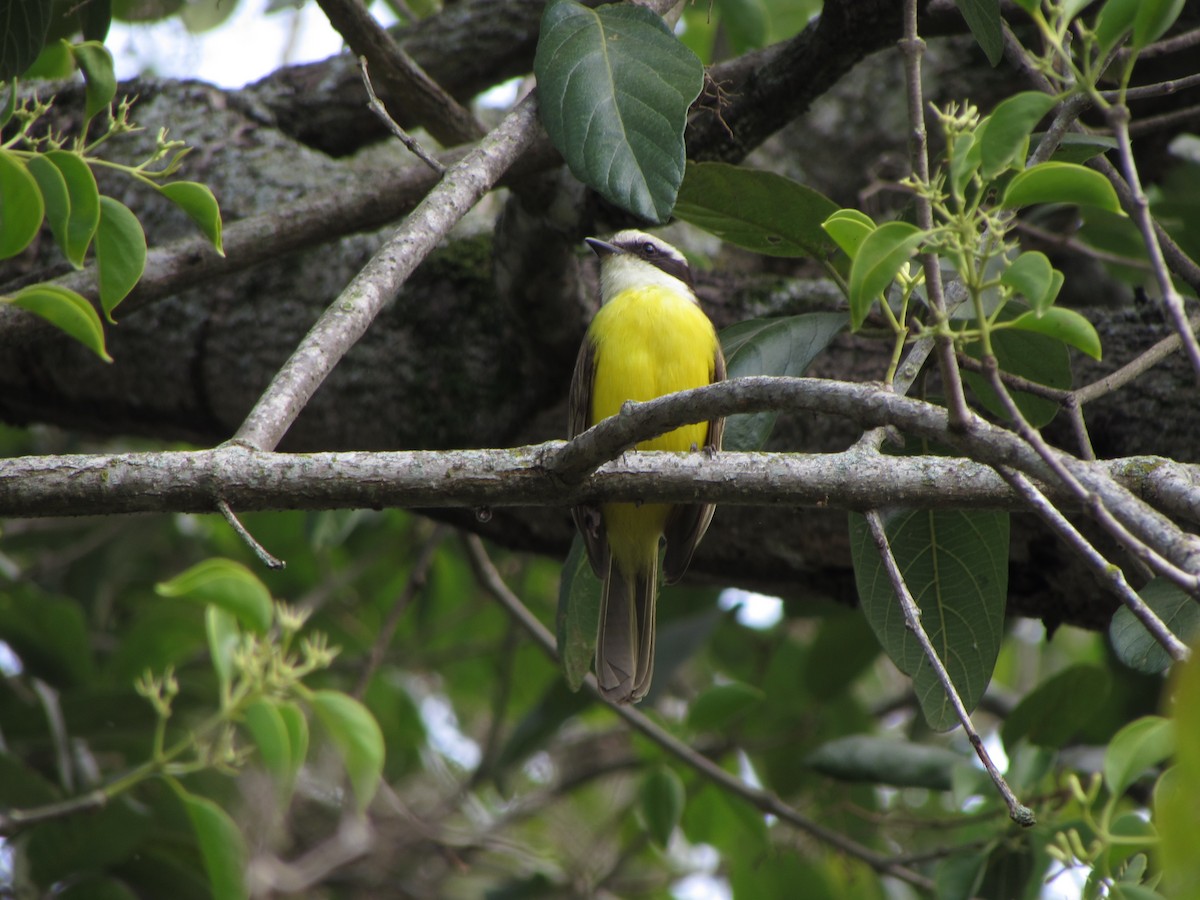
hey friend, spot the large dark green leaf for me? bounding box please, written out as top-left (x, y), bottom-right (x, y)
top-left (673, 161), bottom-right (839, 258)
top-left (556, 535), bottom-right (602, 691)
top-left (534, 0), bottom-right (703, 222)
top-left (807, 735), bottom-right (970, 790)
top-left (850, 509), bottom-right (1008, 731)
top-left (1110, 579), bottom-right (1200, 674)
top-left (0, 0), bottom-right (53, 79)
top-left (1001, 663), bottom-right (1111, 750)
top-left (177, 787), bottom-right (249, 900)
top-left (719, 312), bottom-right (847, 450)
top-left (957, 0), bottom-right (1003, 65)
top-left (962, 319), bottom-right (1072, 428)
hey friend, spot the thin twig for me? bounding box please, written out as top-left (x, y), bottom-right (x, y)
top-left (863, 511), bottom-right (1035, 826)
top-left (359, 57), bottom-right (446, 174)
top-left (994, 467), bottom-right (1189, 662)
top-left (899, 0), bottom-right (971, 430)
top-left (460, 533), bottom-right (938, 893)
top-left (217, 498), bottom-right (286, 569)
top-left (353, 524), bottom-right (447, 698)
top-left (1107, 105), bottom-right (1200, 381)
top-left (1074, 312), bottom-right (1200, 404)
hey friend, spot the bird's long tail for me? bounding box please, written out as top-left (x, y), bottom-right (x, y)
top-left (596, 554), bottom-right (658, 704)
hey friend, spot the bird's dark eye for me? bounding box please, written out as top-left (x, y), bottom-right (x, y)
top-left (642, 242), bottom-right (658, 256)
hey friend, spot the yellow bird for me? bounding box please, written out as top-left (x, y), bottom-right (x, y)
top-left (569, 230), bottom-right (725, 704)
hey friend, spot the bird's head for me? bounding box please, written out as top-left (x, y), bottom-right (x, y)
top-left (586, 230), bottom-right (695, 304)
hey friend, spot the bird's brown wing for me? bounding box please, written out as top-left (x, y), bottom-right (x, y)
top-left (663, 340), bottom-right (725, 584)
top-left (568, 336), bottom-right (609, 577)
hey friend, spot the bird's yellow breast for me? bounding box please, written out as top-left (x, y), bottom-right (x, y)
top-left (587, 285), bottom-right (717, 452)
top-left (586, 284), bottom-right (718, 572)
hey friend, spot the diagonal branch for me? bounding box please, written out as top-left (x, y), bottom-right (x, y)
top-left (233, 95), bottom-right (541, 452)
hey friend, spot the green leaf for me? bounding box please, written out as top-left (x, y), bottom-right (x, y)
top-left (847, 221), bottom-right (926, 331)
top-left (56, 876), bottom-right (139, 900)
top-left (25, 797), bottom-right (150, 886)
top-left (713, 0), bottom-right (767, 52)
top-left (807, 735), bottom-right (970, 790)
top-left (311, 690), bottom-right (385, 812)
top-left (0, 148), bottom-right (45, 258)
top-left (1002, 161), bottom-right (1121, 212)
top-left (156, 558), bottom-right (273, 634)
top-left (640, 765), bottom-right (685, 847)
top-left (687, 681), bottom-right (764, 732)
top-left (1007, 307), bottom-right (1102, 359)
top-left (935, 850), bottom-right (989, 900)
top-left (80, 0), bottom-right (113, 42)
top-left (1162, 649), bottom-right (1200, 892)
top-left (0, 0), bottom-right (52, 80)
top-left (1111, 579), bottom-right (1200, 674)
top-left (1105, 715), bottom-right (1175, 797)
top-left (850, 509), bottom-right (1008, 731)
top-left (276, 700), bottom-right (309, 783)
top-left (243, 698), bottom-right (294, 792)
top-left (1001, 250), bottom-right (1056, 313)
top-left (962, 319), bottom-right (1072, 427)
top-left (7, 284), bottom-right (112, 362)
top-left (158, 181), bottom-right (224, 255)
top-left (821, 208), bottom-right (875, 260)
top-left (46, 150), bottom-right (101, 267)
top-left (681, 784), bottom-right (769, 859)
top-left (1001, 663), bottom-right (1111, 749)
top-left (22, 38), bottom-right (74, 79)
top-left (556, 535), bottom-right (602, 691)
top-left (957, 0), bottom-right (1003, 66)
top-left (1094, 0), bottom-right (1140, 57)
top-left (70, 41), bottom-right (117, 125)
top-left (1132, 0), bottom-right (1185, 51)
top-left (979, 91), bottom-right (1059, 178)
top-left (1045, 132), bottom-right (1119, 165)
top-left (28, 151), bottom-right (100, 268)
top-left (204, 605), bottom-right (239, 696)
top-left (177, 788), bottom-right (249, 900)
top-left (672, 161), bottom-right (839, 258)
top-left (493, 679), bottom-right (591, 778)
top-left (0, 587), bottom-right (94, 685)
top-left (534, 0), bottom-right (703, 222)
top-left (96, 195), bottom-right (147, 320)
top-left (719, 312), bottom-right (847, 450)
top-left (801, 611), bottom-right (881, 701)
top-left (950, 130), bottom-right (981, 203)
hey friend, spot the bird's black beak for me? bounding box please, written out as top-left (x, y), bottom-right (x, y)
top-left (585, 237), bottom-right (621, 258)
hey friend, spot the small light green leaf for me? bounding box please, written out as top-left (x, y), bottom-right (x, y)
top-left (1002, 161), bottom-right (1121, 212)
top-left (70, 41), bottom-right (117, 125)
top-left (0, 0), bottom-right (52, 80)
top-left (1132, 0), bottom-right (1185, 51)
top-left (1105, 715), bottom-right (1175, 797)
top-left (46, 151), bottom-right (101, 267)
top-left (156, 558), bottom-right (273, 634)
top-left (557, 535), bottom-right (602, 692)
top-left (276, 700), bottom-right (309, 780)
top-left (0, 148), bottom-right (45, 258)
top-left (534, 0), bottom-right (704, 222)
top-left (1094, 0), bottom-right (1140, 57)
top-left (96, 195), bottom-right (147, 320)
top-left (1002, 664), bottom-right (1111, 749)
top-left (1111, 579), bottom-right (1200, 674)
top-left (821, 208), bottom-right (875, 260)
top-left (1007, 307), bottom-right (1102, 359)
top-left (850, 509), bottom-right (1008, 731)
top-left (950, 130), bottom-right (981, 203)
top-left (243, 698), bottom-right (294, 796)
top-left (672, 161), bottom-right (839, 258)
top-left (7, 284), bottom-right (112, 362)
top-left (807, 735), bottom-right (970, 790)
top-left (957, 0), bottom-right (1003, 65)
top-left (719, 313), bottom-right (847, 450)
top-left (847, 221), bottom-right (926, 331)
top-left (176, 787), bottom-right (249, 900)
top-left (26, 156), bottom-right (70, 256)
top-left (687, 681), bottom-right (764, 732)
top-left (641, 765), bottom-right (685, 847)
top-left (311, 690), bottom-right (385, 812)
top-left (979, 91), bottom-right (1059, 178)
top-left (1001, 250), bottom-right (1056, 312)
top-left (204, 605), bottom-right (239, 697)
top-left (158, 181), bottom-right (224, 255)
